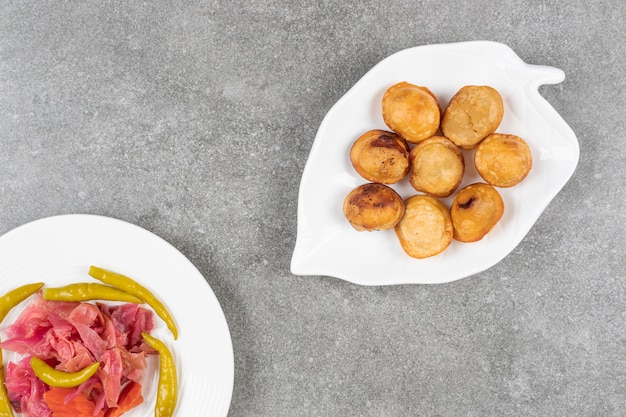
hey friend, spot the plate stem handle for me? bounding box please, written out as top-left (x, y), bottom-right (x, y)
top-left (526, 64), bottom-right (565, 87)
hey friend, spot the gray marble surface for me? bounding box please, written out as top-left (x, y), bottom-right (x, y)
top-left (1, 1), bottom-right (624, 416)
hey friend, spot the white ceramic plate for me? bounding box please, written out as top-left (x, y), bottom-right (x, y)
top-left (0, 214), bottom-right (233, 416)
top-left (291, 41), bottom-right (579, 285)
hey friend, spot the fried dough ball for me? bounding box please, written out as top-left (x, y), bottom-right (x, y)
top-left (474, 133), bottom-right (532, 187)
top-left (450, 183), bottom-right (504, 242)
top-left (441, 85), bottom-right (504, 150)
top-left (349, 129), bottom-right (411, 184)
top-left (409, 135), bottom-right (465, 198)
top-left (394, 195), bottom-right (453, 259)
top-left (382, 82), bottom-right (441, 144)
top-left (343, 183), bottom-right (405, 231)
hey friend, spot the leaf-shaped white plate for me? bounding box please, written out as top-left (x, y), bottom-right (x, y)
top-left (291, 41), bottom-right (579, 285)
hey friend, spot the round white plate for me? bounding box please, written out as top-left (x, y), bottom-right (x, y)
top-left (291, 41), bottom-right (579, 285)
top-left (0, 214), bottom-right (233, 416)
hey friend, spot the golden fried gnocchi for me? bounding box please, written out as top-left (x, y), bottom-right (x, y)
top-left (409, 135), bottom-right (465, 198)
top-left (394, 195), bottom-right (453, 258)
top-left (474, 133), bottom-right (532, 187)
top-left (343, 183), bottom-right (405, 231)
top-left (450, 183), bottom-right (504, 242)
top-left (350, 130), bottom-right (410, 184)
top-left (441, 85), bottom-right (504, 149)
top-left (382, 82), bottom-right (441, 144)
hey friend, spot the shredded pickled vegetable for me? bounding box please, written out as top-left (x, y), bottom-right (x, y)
top-left (1, 293), bottom-right (154, 417)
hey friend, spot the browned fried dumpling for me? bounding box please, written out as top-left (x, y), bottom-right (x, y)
top-left (382, 82), bottom-right (441, 144)
top-left (350, 130), bottom-right (410, 184)
top-left (450, 183), bottom-right (504, 242)
top-left (343, 183), bottom-right (405, 231)
top-left (441, 85), bottom-right (504, 150)
top-left (394, 195), bottom-right (453, 258)
top-left (409, 135), bottom-right (465, 198)
top-left (474, 133), bottom-right (532, 187)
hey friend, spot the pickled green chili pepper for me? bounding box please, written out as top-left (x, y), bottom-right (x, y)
top-left (0, 349), bottom-right (15, 417)
top-left (42, 283), bottom-right (143, 304)
top-left (141, 333), bottom-right (177, 417)
top-left (0, 282), bottom-right (44, 323)
top-left (89, 266), bottom-right (178, 339)
top-left (30, 357), bottom-right (100, 388)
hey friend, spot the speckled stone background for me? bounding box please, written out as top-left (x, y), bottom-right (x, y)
top-left (1, 0), bottom-right (625, 416)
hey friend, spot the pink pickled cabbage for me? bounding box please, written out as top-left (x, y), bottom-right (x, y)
top-left (4, 357), bottom-right (51, 417)
top-left (1, 292), bottom-right (155, 417)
